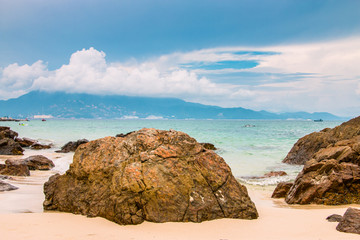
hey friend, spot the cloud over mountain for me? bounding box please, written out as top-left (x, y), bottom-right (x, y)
top-left (1, 37), bottom-right (359, 116)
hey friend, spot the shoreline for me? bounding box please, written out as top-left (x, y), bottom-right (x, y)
top-left (1, 150), bottom-right (360, 239)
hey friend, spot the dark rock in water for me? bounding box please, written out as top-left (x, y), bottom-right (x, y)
top-left (0, 180), bottom-right (18, 191)
top-left (283, 116), bottom-right (360, 165)
top-left (55, 139), bottom-right (89, 153)
top-left (285, 159), bottom-right (360, 204)
top-left (326, 214), bottom-right (343, 222)
top-left (0, 138), bottom-right (24, 155)
top-left (262, 171), bottom-right (287, 178)
top-left (200, 142), bottom-right (217, 150)
top-left (271, 182), bottom-right (293, 198)
top-left (6, 155), bottom-right (55, 170)
top-left (336, 208), bottom-right (360, 234)
top-left (0, 162), bottom-right (30, 176)
top-left (15, 137), bottom-right (37, 147)
top-left (43, 128), bottom-right (258, 225)
top-left (31, 143), bottom-right (52, 150)
top-left (115, 131), bottom-right (134, 138)
top-left (0, 126), bottom-right (10, 132)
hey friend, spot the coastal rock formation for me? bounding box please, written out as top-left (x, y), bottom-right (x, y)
top-left (280, 116), bottom-right (360, 205)
top-left (55, 139), bottom-right (89, 153)
top-left (271, 182), bottom-right (293, 198)
top-left (284, 135), bottom-right (360, 204)
top-left (0, 162), bottom-right (30, 176)
top-left (0, 180), bottom-right (18, 191)
top-left (283, 116), bottom-right (360, 165)
top-left (43, 128), bottom-right (258, 225)
top-left (262, 171), bottom-right (287, 178)
top-left (336, 208), bottom-right (360, 234)
top-left (0, 127), bottom-right (24, 155)
top-left (6, 155), bottom-right (55, 170)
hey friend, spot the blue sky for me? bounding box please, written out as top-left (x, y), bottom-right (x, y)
top-left (1, 0), bottom-right (360, 116)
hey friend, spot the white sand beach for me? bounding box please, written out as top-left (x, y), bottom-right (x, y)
top-left (1, 151), bottom-right (359, 240)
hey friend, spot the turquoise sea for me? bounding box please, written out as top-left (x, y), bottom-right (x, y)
top-left (2, 119), bottom-right (343, 185)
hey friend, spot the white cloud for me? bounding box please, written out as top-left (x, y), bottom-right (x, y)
top-left (1, 37), bottom-right (359, 116)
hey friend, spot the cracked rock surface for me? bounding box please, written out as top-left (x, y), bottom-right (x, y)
top-left (43, 128), bottom-right (258, 225)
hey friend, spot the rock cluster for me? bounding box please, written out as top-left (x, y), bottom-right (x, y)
top-left (275, 116), bottom-right (360, 205)
top-left (44, 128), bottom-right (258, 225)
top-left (55, 139), bottom-right (89, 153)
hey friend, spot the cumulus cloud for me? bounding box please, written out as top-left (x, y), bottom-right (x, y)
top-left (1, 37), bottom-right (359, 116)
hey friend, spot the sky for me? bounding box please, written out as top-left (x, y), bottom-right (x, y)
top-left (0, 0), bottom-right (360, 117)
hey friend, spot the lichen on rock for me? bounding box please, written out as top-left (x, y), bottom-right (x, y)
top-left (43, 128), bottom-right (258, 225)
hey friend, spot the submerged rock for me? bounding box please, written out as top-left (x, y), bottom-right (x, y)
top-left (44, 128), bottom-right (258, 225)
top-left (336, 208), bottom-right (360, 234)
top-left (0, 180), bottom-right (18, 191)
top-left (31, 143), bottom-right (52, 150)
top-left (283, 116), bottom-right (360, 165)
top-left (55, 139), bottom-right (89, 153)
top-left (6, 155), bottom-right (55, 170)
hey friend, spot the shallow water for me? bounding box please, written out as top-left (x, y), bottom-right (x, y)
top-left (2, 119), bottom-right (343, 185)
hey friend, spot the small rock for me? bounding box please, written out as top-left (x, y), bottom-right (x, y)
top-left (0, 180), bottom-right (18, 191)
top-left (55, 139), bottom-right (89, 153)
top-left (200, 142), bottom-right (217, 150)
top-left (15, 137), bottom-right (37, 147)
top-left (31, 143), bottom-right (52, 150)
top-left (263, 171), bottom-right (287, 178)
top-left (271, 182), bottom-right (293, 198)
top-left (326, 214), bottom-right (343, 222)
top-left (115, 131), bottom-right (134, 138)
top-left (0, 138), bottom-right (24, 155)
top-left (6, 155), bottom-right (55, 170)
top-left (0, 162), bottom-right (30, 176)
top-left (336, 208), bottom-right (360, 234)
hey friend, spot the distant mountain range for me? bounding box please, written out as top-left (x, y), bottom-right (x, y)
top-left (0, 91), bottom-right (345, 120)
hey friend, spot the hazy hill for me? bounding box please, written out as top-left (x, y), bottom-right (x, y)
top-left (0, 91), bottom-right (344, 120)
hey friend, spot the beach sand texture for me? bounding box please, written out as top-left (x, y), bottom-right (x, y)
top-left (1, 151), bottom-right (360, 240)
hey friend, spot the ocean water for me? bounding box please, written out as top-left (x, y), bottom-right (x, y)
top-left (2, 119), bottom-right (343, 185)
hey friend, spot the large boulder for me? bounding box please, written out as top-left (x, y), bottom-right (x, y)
top-left (0, 138), bottom-right (24, 155)
top-left (43, 128), bottom-right (258, 225)
top-left (283, 116), bottom-right (360, 165)
top-left (6, 155), bottom-right (55, 170)
top-left (55, 139), bottom-right (89, 153)
top-left (336, 208), bottom-right (360, 234)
